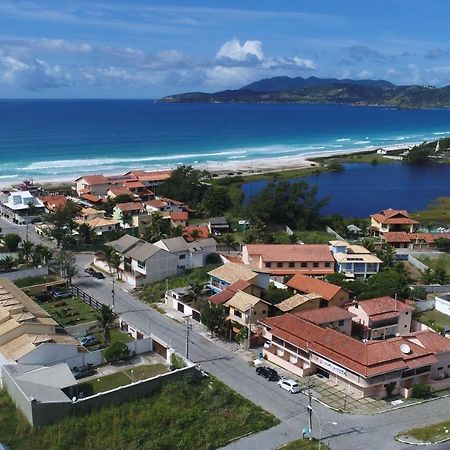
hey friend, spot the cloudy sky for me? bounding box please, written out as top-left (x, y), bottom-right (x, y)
top-left (1, 0), bottom-right (450, 98)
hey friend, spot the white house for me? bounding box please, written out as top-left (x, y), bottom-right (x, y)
top-left (0, 191), bottom-right (45, 224)
top-left (75, 175), bottom-right (110, 197)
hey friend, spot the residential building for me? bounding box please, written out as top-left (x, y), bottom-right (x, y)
top-left (107, 185), bottom-right (134, 200)
top-left (39, 195), bottom-right (67, 212)
top-left (208, 263), bottom-right (270, 293)
top-left (113, 202), bottom-right (145, 228)
top-left (0, 190), bottom-right (45, 224)
top-left (183, 225), bottom-right (210, 242)
top-left (370, 208), bottom-right (418, 237)
top-left (382, 231), bottom-right (450, 250)
top-left (75, 175), bottom-right (110, 197)
top-left (165, 287), bottom-right (202, 322)
top-left (260, 312), bottom-right (450, 399)
top-left (209, 279), bottom-right (263, 305)
top-left (242, 244), bottom-right (335, 280)
top-left (347, 296), bottom-right (413, 340)
top-left (170, 211), bottom-right (188, 229)
top-left (296, 306), bottom-right (355, 335)
top-left (79, 207), bottom-right (105, 221)
top-left (330, 240), bottom-right (382, 278)
top-left (275, 293), bottom-right (321, 314)
top-left (75, 216), bottom-right (119, 236)
top-left (286, 272), bottom-right (350, 307)
top-left (208, 217), bottom-right (230, 235)
top-left (154, 237), bottom-right (217, 270)
top-left (123, 169), bottom-right (171, 190)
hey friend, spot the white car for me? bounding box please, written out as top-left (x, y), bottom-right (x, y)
top-left (278, 378), bottom-right (301, 394)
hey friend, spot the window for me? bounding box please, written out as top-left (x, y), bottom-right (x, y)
top-left (405, 311), bottom-right (409, 315)
top-left (301, 262), bottom-right (307, 268)
top-left (324, 262), bottom-right (331, 268)
top-left (179, 254), bottom-right (186, 260)
top-left (438, 367), bottom-right (443, 371)
top-left (313, 262), bottom-right (319, 268)
top-left (234, 310), bottom-right (242, 318)
top-left (265, 262), bottom-right (272, 268)
top-left (277, 262), bottom-right (283, 268)
top-left (338, 320), bottom-right (344, 326)
top-left (137, 260), bottom-right (145, 269)
top-left (289, 262), bottom-right (295, 268)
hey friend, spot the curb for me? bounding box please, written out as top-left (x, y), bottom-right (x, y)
top-left (395, 435), bottom-right (450, 446)
top-left (375, 393), bottom-right (450, 415)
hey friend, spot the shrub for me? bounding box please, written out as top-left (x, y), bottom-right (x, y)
top-left (206, 252), bottom-right (221, 265)
top-left (170, 353), bottom-right (186, 370)
top-left (412, 383), bottom-right (432, 399)
top-left (385, 382), bottom-right (396, 398)
top-left (103, 342), bottom-right (129, 362)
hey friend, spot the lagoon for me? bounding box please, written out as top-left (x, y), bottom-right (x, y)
top-left (241, 162), bottom-right (450, 218)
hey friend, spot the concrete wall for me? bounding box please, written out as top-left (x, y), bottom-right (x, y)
top-left (435, 295), bottom-right (450, 316)
top-left (407, 255), bottom-right (429, 272)
top-left (65, 320), bottom-right (101, 338)
top-left (413, 299), bottom-right (436, 312)
top-left (1, 266), bottom-right (48, 281)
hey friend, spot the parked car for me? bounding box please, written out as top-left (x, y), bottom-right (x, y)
top-left (256, 366), bottom-right (280, 381)
top-left (78, 335), bottom-right (99, 347)
top-left (92, 271), bottom-right (105, 279)
top-left (50, 289), bottom-right (72, 299)
top-left (34, 291), bottom-right (52, 302)
top-left (72, 364), bottom-right (96, 380)
top-left (84, 267), bottom-right (96, 276)
top-left (277, 378), bottom-right (301, 394)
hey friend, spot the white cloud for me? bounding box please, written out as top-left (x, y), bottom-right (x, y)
top-left (357, 69), bottom-right (373, 78)
top-left (216, 38), bottom-right (264, 61)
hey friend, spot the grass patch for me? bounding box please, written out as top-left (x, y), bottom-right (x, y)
top-left (400, 420), bottom-right (450, 443)
top-left (418, 254), bottom-right (450, 276)
top-left (311, 149), bottom-right (398, 165)
top-left (93, 328), bottom-right (134, 346)
top-left (0, 376), bottom-right (278, 450)
top-left (277, 438), bottom-right (330, 449)
top-left (418, 309), bottom-right (450, 330)
top-left (77, 371), bottom-right (132, 395)
top-left (412, 197), bottom-right (450, 225)
top-left (41, 296), bottom-right (99, 327)
top-left (137, 263), bottom-right (220, 304)
top-left (124, 364), bottom-right (168, 381)
top-left (13, 274), bottom-right (60, 288)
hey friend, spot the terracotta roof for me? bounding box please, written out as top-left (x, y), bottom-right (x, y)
top-left (406, 331), bottom-right (450, 354)
top-left (355, 297), bottom-right (412, 318)
top-left (115, 202), bottom-right (143, 212)
top-left (132, 170), bottom-right (171, 182)
top-left (208, 263), bottom-right (258, 285)
top-left (286, 273), bottom-right (346, 301)
top-left (183, 225), bottom-right (210, 241)
top-left (267, 268), bottom-right (335, 276)
top-left (108, 186), bottom-right (133, 196)
top-left (261, 314), bottom-right (437, 378)
top-left (225, 290), bottom-right (262, 311)
top-left (245, 244), bottom-right (334, 263)
top-left (276, 293), bottom-right (321, 312)
top-left (171, 211), bottom-right (188, 221)
top-left (124, 181), bottom-right (145, 189)
top-left (296, 306), bottom-right (355, 325)
top-left (383, 232), bottom-right (412, 243)
top-left (76, 174), bottom-right (109, 185)
top-left (209, 279), bottom-right (252, 305)
top-left (383, 232), bottom-right (450, 244)
top-left (145, 199), bottom-right (167, 209)
top-left (371, 208), bottom-right (418, 225)
top-left (80, 193), bottom-right (103, 203)
top-left (40, 195), bottom-right (67, 210)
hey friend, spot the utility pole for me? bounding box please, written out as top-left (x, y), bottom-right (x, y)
top-left (185, 315), bottom-right (191, 360)
top-left (308, 378), bottom-right (313, 438)
top-left (247, 304), bottom-right (253, 350)
top-left (111, 275), bottom-right (115, 310)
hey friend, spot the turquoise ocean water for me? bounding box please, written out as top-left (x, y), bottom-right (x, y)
top-left (1, 100), bottom-right (450, 183)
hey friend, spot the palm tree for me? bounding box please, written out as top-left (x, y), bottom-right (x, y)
top-left (221, 234), bottom-right (238, 254)
top-left (378, 244), bottom-right (396, 270)
top-left (78, 223), bottom-right (94, 244)
top-left (110, 251), bottom-right (122, 280)
top-left (421, 268), bottom-right (435, 284)
top-left (31, 244), bottom-right (51, 268)
top-left (0, 256), bottom-right (17, 272)
top-left (171, 224), bottom-right (183, 237)
top-left (40, 246), bottom-right (53, 265)
top-left (190, 228), bottom-right (201, 241)
top-left (188, 280), bottom-right (204, 305)
top-left (97, 304), bottom-right (116, 345)
top-left (101, 246), bottom-right (115, 277)
top-left (361, 237), bottom-right (377, 254)
top-left (143, 212), bottom-right (164, 242)
top-left (19, 240), bottom-right (34, 263)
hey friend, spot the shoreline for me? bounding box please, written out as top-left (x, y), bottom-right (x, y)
top-left (1, 143), bottom-right (411, 190)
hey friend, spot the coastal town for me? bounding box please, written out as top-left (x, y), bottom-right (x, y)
top-left (0, 160), bottom-right (449, 449)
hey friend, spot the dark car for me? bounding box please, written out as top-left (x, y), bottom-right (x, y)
top-left (84, 267), bottom-right (96, 276)
top-left (34, 291), bottom-right (52, 302)
top-left (50, 289), bottom-right (72, 299)
top-left (72, 364), bottom-right (96, 380)
top-left (92, 271), bottom-right (105, 279)
top-left (256, 366), bottom-right (280, 381)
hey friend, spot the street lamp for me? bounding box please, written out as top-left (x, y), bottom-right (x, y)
top-left (307, 405), bottom-right (337, 450)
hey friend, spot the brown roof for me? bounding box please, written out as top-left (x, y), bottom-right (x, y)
top-left (183, 225), bottom-right (209, 241)
top-left (407, 331), bottom-right (450, 354)
top-left (276, 293), bottom-right (321, 312)
top-left (40, 195), bottom-right (67, 210)
top-left (286, 273), bottom-right (346, 301)
top-left (127, 170), bottom-right (172, 182)
top-left (245, 244), bottom-right (334, 263)
top-left (355, 296), bottom-right (412, 318)
top-left (261, 314), bottom-right (437, 378)
top-left (171, 211), bottom-right (188, 221)
top-left (108, 186), bottom-right (133, 196)
top-left (371, 208), bottom-right (418, 225)
top-left (76, 174), bottom-right (109, 185)
top-left (383, 232), bottom-right (412, 243)
top-left (296, 306), bottom-right (355, 325)
top-left (209, 279), bottom-right (252, 305)
top-left (115, 202), bottom-right (143, 212)
top-left (125, 181), bottom-right (145, 189)
top-left (145, 199), bottom-right (167, 209)
top-left (80, 193), bottom-right (103, 203)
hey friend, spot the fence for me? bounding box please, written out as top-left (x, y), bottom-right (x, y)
top-left (67, 283), bottom-right (103, 310)
top-left (407, 255), bottom-right (429, 272)
top-left (414, 284), bottom-right (450, 294)
top-left (0, 266), bottom-right (48, 281)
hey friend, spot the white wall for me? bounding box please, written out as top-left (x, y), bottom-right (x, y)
top-left (436, 296), bottom-right (450, 316)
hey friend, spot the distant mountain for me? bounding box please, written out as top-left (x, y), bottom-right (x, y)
top-left (159, 76), bottom-right (450, 108)
top-left (242, 76), bottom-right (395, 92)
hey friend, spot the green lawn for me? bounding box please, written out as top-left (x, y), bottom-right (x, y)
top-left (93, 328), bottom-right (134, 346)
top-left (14, 274), bottom-right (61, 288)
top-left (277, 438), bottom-right (330, 449)
top-left (78, 371), bottom-right (132, 396)
top-left (41, 296), bottom-right (99, 326)
top-left (399, 420), bottom-right (450, 443)
top-left (124, 364), bottom-right (168, 381)
top-left (419, 309), bottom-right (450, 330)
top-left (412, 197), bottom-right (450, 225)
top-left (311, 150), bottom-right (398, 165)
top-left (418, 254), bottom-right (450, 277)
top-left (0, 376), bottom-right (278, 450)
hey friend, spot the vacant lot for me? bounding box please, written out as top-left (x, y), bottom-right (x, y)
top-left (41, 296), bottom-right (99, 326)
top-left (419, 309), bottom-right (450, 330)
top-left (0, 376), bottom-right (278, 450)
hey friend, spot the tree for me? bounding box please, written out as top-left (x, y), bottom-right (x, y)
top-left (433, 264), bottom-right (450, 284)
top-left (78, 223), bottom-right (94, 244)
top-left (110, 251), bottom-right (122, 280)
top-left (421, 268), bottom-right (435, 284)
top-left (19, 240), bottom-right (34, 263)
top-left (0, 256), bottom-right (17, 272)
top-left (361, 237), bottom-right (377, 254)
top-left (97, 304), bottom-right (116, 345)
top-left (143, 212), bottom-right (164, 243)
top-left (202, 186), bottom-right (231, 216)
top-left (44, 201), bottom-right (80, 249)
top-left (263, 285), bottom-right (291, 305)
top-left (405, 146), bottom-right (430, 164)
top-left (54, 250), bottom-right (78, 284)
top-left (221, 234), bottom-right (238, 254)
top-left (190, 228), bottom-right (201, 240)
top-left (103, 341), bottom-right (129, 362)
top-left (378, 244), bottom-right (396, 270)
top-left (243, 218), bottom-right (268, 244)
top-left (247, 180), bottom-right (329, 230)
top-left (361, 269), bottom-right (411, 299)
top-left (187, 280), bottom-right (204, 304)
top-left (170, 225), bottom-right (183, 237)
top-left (434, 238), bottom-right (450, 253)
top-left (38, 246), bottom-right (53, 265)
top-left (201, 303), bottom-right (227, 337)
top-left (3, 233), bottom-right (21, 252)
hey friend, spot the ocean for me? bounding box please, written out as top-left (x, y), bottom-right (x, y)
top-left (1, 100), bottom-right (450, 183)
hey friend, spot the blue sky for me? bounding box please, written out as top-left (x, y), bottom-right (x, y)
top-left (1, 0), bottom-right (450, 97)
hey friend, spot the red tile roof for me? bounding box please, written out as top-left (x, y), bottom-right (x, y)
top-left (183, 225), bottom-right (210, 241)
top-left (80, 193), bottom-right (103, 203)
top-left (108, 186), bottom-right (133, 196)
top-left (295, 306), bottom-right (355, 325)
top-left (383, 232), bottom-right (412, 243)
top-left (129, 170), bottom-right (172, 182)
top-left (286, 273), bottom-right (346, 301)
top-left (124, 181), bottom-right (145, 189)
top-left (115, 202), bottom-right (143, 212)
top-left (145, 199), bottom-right (167, 209)
top-left (371, 208), bottom-right (418, 225)
top-left (245, 244), bottom-right (334, 263)
top-left (407, 330), bottom-right (450, 354)
top-left (261, 314), bottom-right (437, 378)
top-left (209, 279), bottom-right (252, 305)
top-left (170, 211), bottom-right (188, 221)
top-left (40, 195), bottom-right (67, 210)
top-left (355, 296), bottom-right (412, 318)
top-left (76, 174), bottom-right (109, 185)
top-left (383, 232), bottom-right (450, 244)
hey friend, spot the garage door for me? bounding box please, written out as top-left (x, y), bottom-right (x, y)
top-left (153, 339), bottom-right (167, 359)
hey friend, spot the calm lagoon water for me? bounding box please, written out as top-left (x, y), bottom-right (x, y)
top-left (241, 162), bottom-right (450, 217)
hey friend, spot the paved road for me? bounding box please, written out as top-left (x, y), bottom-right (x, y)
top-left (2, 218), bottom-right (449, 450)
